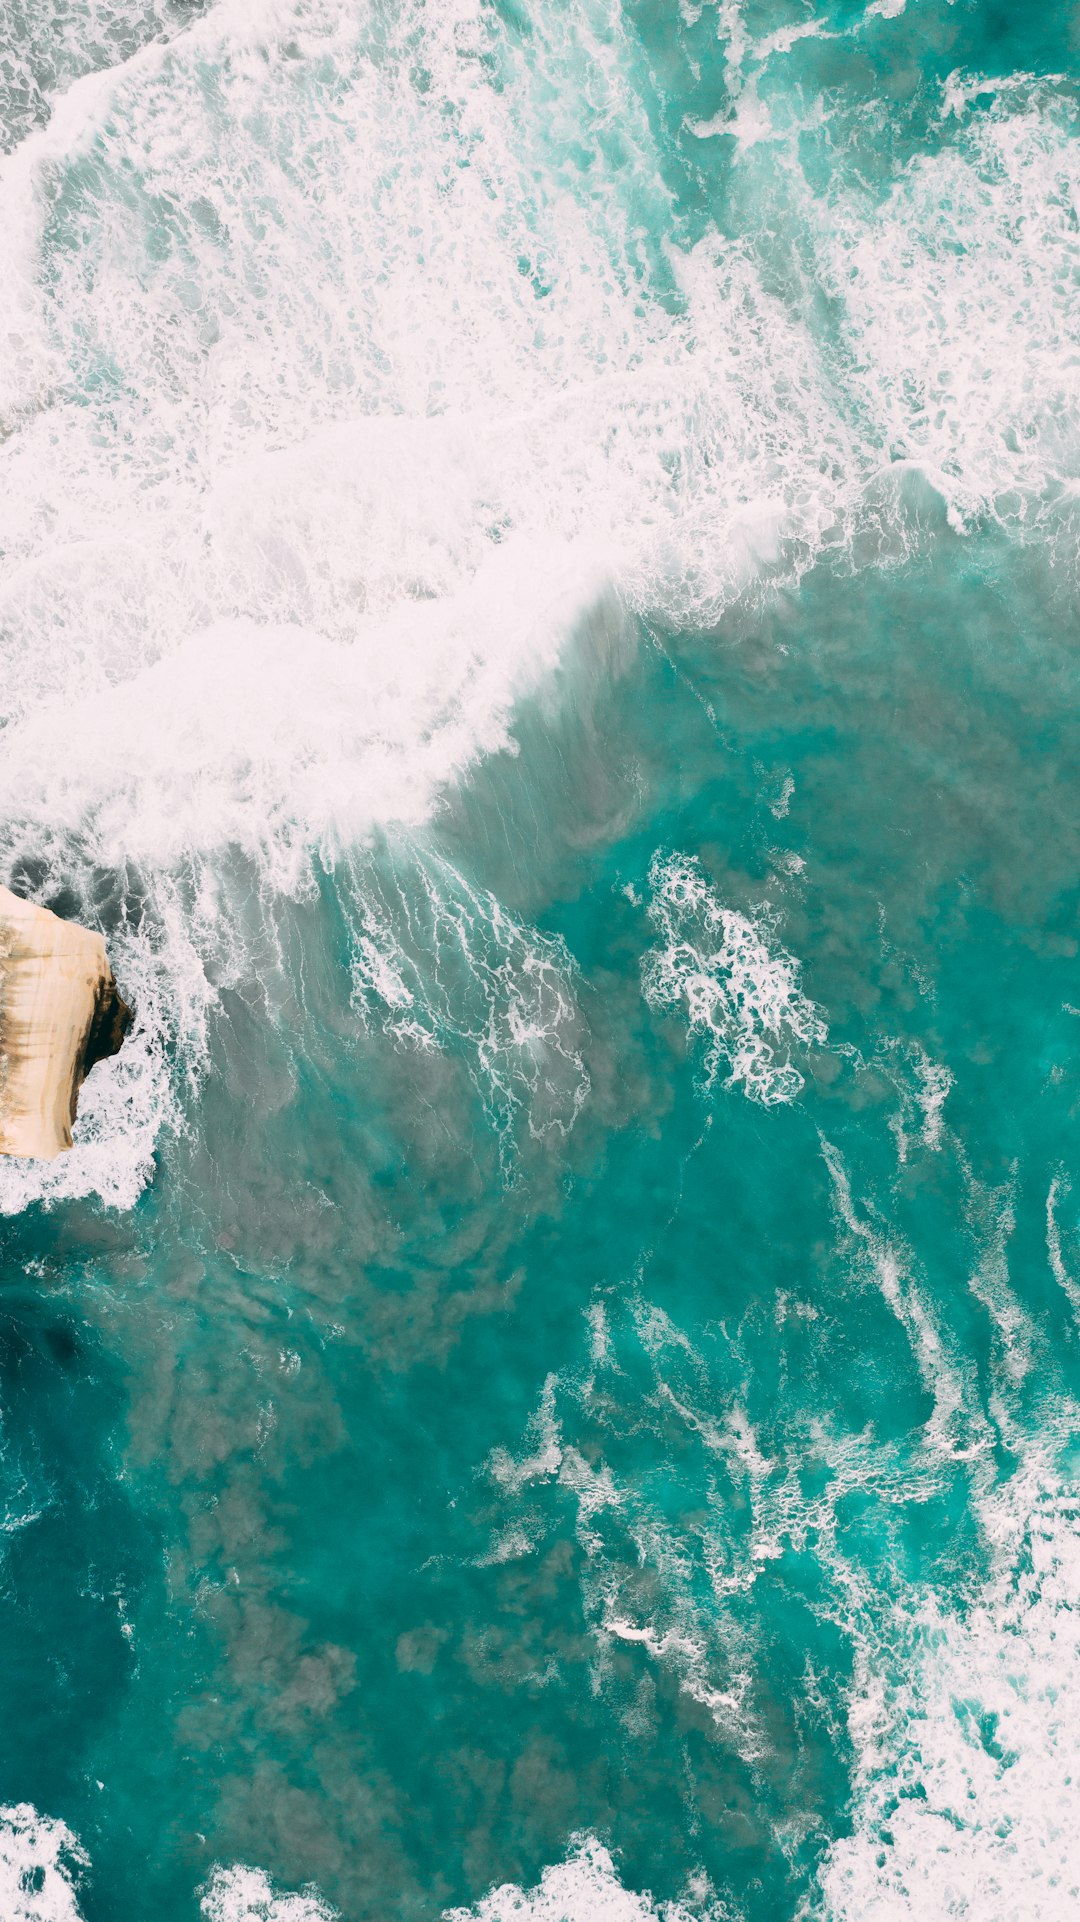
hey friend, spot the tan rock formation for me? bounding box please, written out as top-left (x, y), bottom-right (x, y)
top-left (0, 886), bottom-right (132, 1158)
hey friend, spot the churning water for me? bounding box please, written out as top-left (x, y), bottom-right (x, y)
top-left (1, 0), bottom-right (1079, 1916)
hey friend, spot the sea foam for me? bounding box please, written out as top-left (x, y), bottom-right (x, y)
top-left (0, 1805), bottom-right (86, 1922)
top-left (201, 1863), bottom-right (338, 1922)
top-left (642, 852), bottom-right (827, 1105)
top-left (347, 845), bottom-right (590, 1176)
top-left (819, 1476), bottom-right (1080, 1922)
top-left (443, 1832), bottom-right (710, 1922)
top-left (1, 0), bottom-right (1076, 1206)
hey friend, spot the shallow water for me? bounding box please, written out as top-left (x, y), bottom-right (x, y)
top-left (1, 2), bottom-right (1079, 1918)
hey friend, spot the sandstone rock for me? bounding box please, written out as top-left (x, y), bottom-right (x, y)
top-left (0, 886), bottom-right (132, 1159)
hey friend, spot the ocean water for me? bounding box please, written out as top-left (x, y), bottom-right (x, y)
top-left (1, 0), bottom-right (1079, 1916)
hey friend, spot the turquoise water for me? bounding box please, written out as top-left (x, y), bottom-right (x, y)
top-left (1, 2), bottom-right (1079, 1918)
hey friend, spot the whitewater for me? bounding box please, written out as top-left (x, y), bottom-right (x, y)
top-left (1, 0), bottom-right (1079, 1916)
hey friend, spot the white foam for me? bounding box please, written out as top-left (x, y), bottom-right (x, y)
top-left (960, 1161), bottom-right (1038, 1393)
top-left (885, 1042), bottom-right (954, 1166)
top-left (0, 1804), bottom-right (86, 1922)
top-left (820, 1479), bottom-right (1080, 1922)
top-left (481, 1297), bottom-right (792, 1755)
top-left (815, 77), bottom-right (1080, 540)
top-left (768, 774), bottom-right (795, 821)
top-left (0, 543), bottom-right (599, 1206)
top-left (442, 1832), bottom-right (712, 1922)
top-left (200, 1864), bottom-right (337, 1922)
top-left (0, 6), bottom-right (1076, 1211)
top-left (476, 1278), bottom-right (1080, 1922)
top-left (0, 540), bottom-right (596, 883)
top-left (486, 1373), bottom-right (564, 1494)
top-left (913, 1052), bottom-right (953, 1152)
top-left (1046, 1173), bottom-right (1080, 1322)
top-left (641, 852), bottom-right (827, 1105)
top-left (820, 1136), bottom-right (976, 1458)
top-left (0, 0), bottom-right (848, 638)
top-left (347, 845), bottom-right (590, 1176)
top-left (0, 0), bottom-right (208, 158)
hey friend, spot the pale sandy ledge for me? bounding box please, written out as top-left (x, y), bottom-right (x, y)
top-left (0, 885), bottom-right (132, 1159)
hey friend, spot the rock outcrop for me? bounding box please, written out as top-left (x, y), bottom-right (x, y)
top-left (0, 886), bottom-right (132, 1159)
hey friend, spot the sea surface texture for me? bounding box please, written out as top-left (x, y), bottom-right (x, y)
top-left (0, 0), bottom-right (1078, 1916)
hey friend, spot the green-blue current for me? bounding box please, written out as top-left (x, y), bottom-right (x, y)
top-left (0, 3), bottom-right (1078, 1919)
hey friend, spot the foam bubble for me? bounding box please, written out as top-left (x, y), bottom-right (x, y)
top-left (0, 1804), bottom-right (87, 1922)
top-left (641, 852), bottom-right (827, 1105)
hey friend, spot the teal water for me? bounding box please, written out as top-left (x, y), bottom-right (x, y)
top-left (1, 2), bottom-right (1079, 1919)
